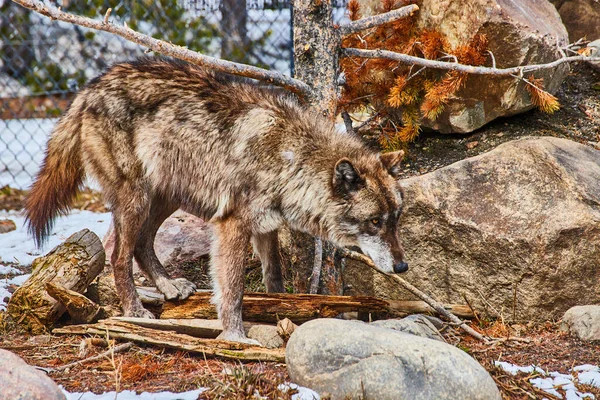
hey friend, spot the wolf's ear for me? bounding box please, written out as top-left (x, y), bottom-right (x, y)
top-left (381, 150), bottom-right (405, 178)
top-left (334, 158), bottom-right (362, 195)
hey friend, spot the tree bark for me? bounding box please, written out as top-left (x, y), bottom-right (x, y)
top-left (220, 0), bottom-right (250, 63)
top-left (6, 229), bottom-right (105, 333)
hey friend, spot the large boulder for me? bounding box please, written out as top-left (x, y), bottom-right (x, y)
top-left (344, 137), bottom-right (600, 322)
top-left (286, 318), bottom-right (500, 400)
top-left (550, 0), bottom-right (600, 42)
top-left (415, 0), bottom-right (569, 133)
top-left (0, 349), bottom-right (66, 400)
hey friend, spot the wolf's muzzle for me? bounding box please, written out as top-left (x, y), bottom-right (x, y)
top-left (393, 261), bottom-right (409, 273)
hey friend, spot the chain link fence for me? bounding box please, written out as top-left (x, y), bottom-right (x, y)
top-left (0, 0), bottom-right (348, 189)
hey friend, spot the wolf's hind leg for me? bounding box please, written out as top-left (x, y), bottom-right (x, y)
top-left (111, 184), bottom-right (155, 319)
top-left (211, 216), bottom-right (258, 345)
top-left (133, 198), bottom-right (197, 300)
top-left (251, 231), bottom-right (285, 293)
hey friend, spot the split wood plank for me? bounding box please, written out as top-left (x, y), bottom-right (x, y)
top-left (53, 319), bottom-right (285, 362)
top-left (111, 317), bottom-right (258, 339)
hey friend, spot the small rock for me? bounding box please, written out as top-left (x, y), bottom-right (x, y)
top-left (371, 314), bottom-right (445, 342)
top-left (561, 305), bottom-right (600, 341)
top-left (466, 141), bottom-right (479, 149)
top-left (0, 349), bottom-right (66, 400)
top-left (286, 318), bottom-right (500, 400)
top-left (0, 219), bottom-right (16, 234)
top-left (247, 324), bottom-right (284, 349)
top-left (277, 318), bottom-right (298, 341)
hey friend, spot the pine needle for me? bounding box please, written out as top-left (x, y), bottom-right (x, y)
top-left (525, 76), bottom-right (560, 114)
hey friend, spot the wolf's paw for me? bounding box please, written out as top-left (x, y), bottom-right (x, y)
top-left (217, 331), bottom-right (262, 346)
top-left (156, 277), bottom-right (197, 300)
top-left (125, 306), bottom-right (156, 319)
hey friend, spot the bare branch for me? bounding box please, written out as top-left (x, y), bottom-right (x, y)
top-left (338, 4), bottom-right (419, 36)
top-left (339, 248), bottom-right (490, 343)
top-left (11, 0), bottom-right (313, 98)
top-left (343, 47), bottom-right (600, 76)
top-left (309, 238), bottom-right (323, 294)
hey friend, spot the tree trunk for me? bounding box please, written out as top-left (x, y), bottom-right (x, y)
top-left (220, 0), bottom-right (250, 63)
top-left (6, 229), bottom-right (105, 333)
top-left (285, 0), bottom-right (345, 295)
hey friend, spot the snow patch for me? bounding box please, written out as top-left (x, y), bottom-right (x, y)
top-left (496, 361), bottom-right (598, 399)
top-left (62, 388), bottom-right (205, 400)
top-left (0, 209), bottom-right (111, 266)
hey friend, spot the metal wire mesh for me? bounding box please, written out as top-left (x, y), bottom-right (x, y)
top-left (0, 0), bottom-right (348, 190)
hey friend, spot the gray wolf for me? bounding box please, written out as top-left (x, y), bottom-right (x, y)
top-left (25, 57), bottom-right (408, 344)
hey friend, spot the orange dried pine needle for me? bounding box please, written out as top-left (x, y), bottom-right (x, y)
top-left (525, 76), bottom-right (560, 114)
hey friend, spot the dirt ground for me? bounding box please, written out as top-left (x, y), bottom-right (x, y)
top-left (0, 318), bottom-right (599, 399)
top-left (0, 64), bottom-right (599, 399)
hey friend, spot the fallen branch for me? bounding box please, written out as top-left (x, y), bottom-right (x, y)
top-left (342, 48), bottom-right (600, 76)
top-left (160, 292), bottom-right (389, 322)
top-left (338, 4), bottom-right (419, 36)
top-left (339, 248), bottom-right (490, 343)
top-left (11, 0), bottom-right (312, 98)
top-left (53, 319), bottom-right (285, 362)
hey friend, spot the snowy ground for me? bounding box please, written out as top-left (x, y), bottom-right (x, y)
top-left (60, 384), bottom-right (318, 400)
top-left (496, 361), bottom-right (600, 400)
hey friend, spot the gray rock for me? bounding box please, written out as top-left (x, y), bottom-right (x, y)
top-left (286, 319), bottom-right (500, 400)
top-left (561, 305), bottom-right (600, 341)
top-left (371, 314), bottom-right (445, 342)
top-left (0, 349), bottom-right (66, 400)
top-left (344, 137), bottom-right (600, 323)
top-left (103, 210), bottom-right (212, 269)
top-left (247, 324), bottom-right (284, 349)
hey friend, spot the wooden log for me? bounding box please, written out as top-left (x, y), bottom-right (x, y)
top-left (387, 300), bottom-right (475, 319)
top-left (6, 229), bottom-right (105, 333)
top-left (53, 319), bottom-right (285, 362)
top-left (46, 282), bottom-right (101, 324)
top-left (160, 292), bottom-right (390, 323)
top-left (111, 317), bottom-right (257, 339)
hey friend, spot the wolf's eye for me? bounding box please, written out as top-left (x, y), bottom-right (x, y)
top-left (370, 218), bottom-right (380, 226)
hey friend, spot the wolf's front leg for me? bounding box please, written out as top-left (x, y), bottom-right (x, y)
top-left (210, 216), bottom-right (260, 345)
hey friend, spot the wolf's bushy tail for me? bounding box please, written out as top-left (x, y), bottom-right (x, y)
top-left (25, 96), bottom-right (86, 246)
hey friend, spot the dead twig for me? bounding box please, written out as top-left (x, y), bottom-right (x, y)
top-left (343, 48), bottom-right (600, 76)
top-left (340, 248), bottom-right (491, 343)
top-left (36, 342), bottom-right (133, 373)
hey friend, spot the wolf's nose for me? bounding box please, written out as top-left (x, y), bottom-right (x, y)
top-left (393, 262), bottom-right (409, 273)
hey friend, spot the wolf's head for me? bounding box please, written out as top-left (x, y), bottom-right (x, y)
top-left (329, 150), bottom-right (408, 274)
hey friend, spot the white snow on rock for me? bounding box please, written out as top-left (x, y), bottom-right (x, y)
top-left (495, 361), bottom-right (598, 399)
top-left (0, 209), bottom-right (111, 266)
